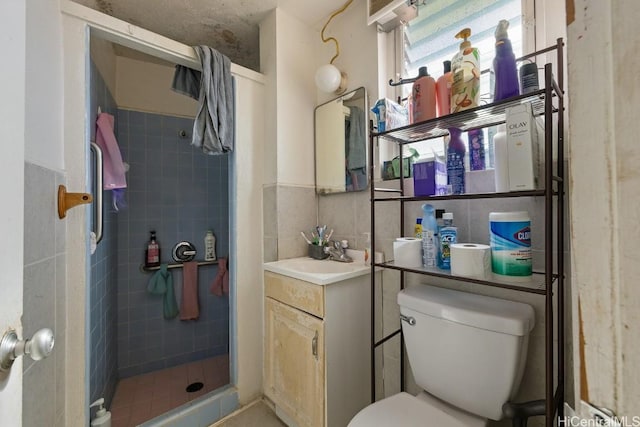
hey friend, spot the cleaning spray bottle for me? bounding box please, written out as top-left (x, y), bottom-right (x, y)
top-left (90, 398), bottom-right (111, 427)
top-left (411, 66), bottom-right (437, 123)
top-left (451, 28), bottom-right (480, 114)
top-left (492, 19), bottom-right (519, 101)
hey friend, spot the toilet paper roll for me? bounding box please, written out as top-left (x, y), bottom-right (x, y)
top-left (450, 243), bottom-right (491, 279)
top-left (393, 237), bottom-right (422, 268)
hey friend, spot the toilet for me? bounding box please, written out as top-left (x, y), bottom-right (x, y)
top-left (349, 284), bottom-right (535, 427)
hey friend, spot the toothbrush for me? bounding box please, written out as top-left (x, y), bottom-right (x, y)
top-left (300, 232), bottom-right (312, 245)
top-left (324, 229), bottom-right (334, 245)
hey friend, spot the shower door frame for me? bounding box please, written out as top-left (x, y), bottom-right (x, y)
top-left (61, 1), bottom-right (266, 424)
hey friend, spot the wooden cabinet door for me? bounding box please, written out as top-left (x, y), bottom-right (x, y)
top-left (265, 297), bottom-right (325, 427)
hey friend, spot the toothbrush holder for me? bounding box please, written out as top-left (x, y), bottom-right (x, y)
top-left (308, 244), bottom-right (329, 260)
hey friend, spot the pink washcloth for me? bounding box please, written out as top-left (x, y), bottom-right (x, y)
top-left (211, 257), bottom-right (229, 296)
top-left (96, 112), bottom-right (127, 190)
top-left (180, 261), bottom-right (200, 320)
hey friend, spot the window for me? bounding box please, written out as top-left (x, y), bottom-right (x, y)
top-left (400, 0), bottom-right (527, 167)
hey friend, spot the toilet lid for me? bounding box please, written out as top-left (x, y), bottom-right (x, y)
top-left (348, 392), bottom-right (483, 427)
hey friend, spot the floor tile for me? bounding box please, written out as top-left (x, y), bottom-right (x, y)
top-left (110, 355), bottom-right (229, 426)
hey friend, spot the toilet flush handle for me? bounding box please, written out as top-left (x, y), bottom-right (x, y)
top-left (400, 314), bottom-right (416, 326)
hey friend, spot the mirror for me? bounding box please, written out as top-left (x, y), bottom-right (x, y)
top-left (315, 87), bottom-right (368, 194)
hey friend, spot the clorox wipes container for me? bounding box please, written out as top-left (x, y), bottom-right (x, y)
top-left (489, 211), bottom-right (532, 280)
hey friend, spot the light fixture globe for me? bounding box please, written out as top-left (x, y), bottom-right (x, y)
top-left (315, 64), bottom-right (348, 94)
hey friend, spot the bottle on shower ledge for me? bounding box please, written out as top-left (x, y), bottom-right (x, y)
top-left (145, 230), bottom-right (161, 267)
top-left (204, 230), bottom-right (217, 261)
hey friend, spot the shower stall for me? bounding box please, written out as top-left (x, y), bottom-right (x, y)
top-left (87, 37), bottom-right (231, 426)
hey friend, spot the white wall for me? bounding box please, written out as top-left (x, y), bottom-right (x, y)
top-left (25, 0), bottom-right (64, 170)
top-left (115, 56), bottom-right (198, 117)
top-left (0, 0), bottom-right (26, 425)
top-left (274, 9), bottom-right (317, 187)
top-left (233, 74), bottom-right (266, 404)
top-left (567, 0), bottom-right (640, 417)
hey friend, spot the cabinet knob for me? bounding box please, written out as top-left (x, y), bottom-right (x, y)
top-left (0, 328), bottom-right (55, 371)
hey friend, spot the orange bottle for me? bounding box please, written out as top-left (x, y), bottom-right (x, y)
top-left (411, 66), bottom-right (436, 123)
top-left (436, 61), bottom-right (452, 117)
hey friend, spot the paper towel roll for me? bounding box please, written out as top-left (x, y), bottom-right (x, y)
top-left (450, 243), bottom-right (491, 279)
top-left (393, 237), bottom-right (422, 268)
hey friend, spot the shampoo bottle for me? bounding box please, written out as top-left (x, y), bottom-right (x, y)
top-left (436, 60), bottom-right (452, 117)
top-left (438, 213), bottom-right (457, 270)
top-left (90, 398), bottom-right (112, 427)
top-left (145, 230), bottom-right (160, 267)
top-left (451, 28), bottom-right (480, 113)
top-left (421, 204), bottom-right (438, 268)
top-left (411, 66), bottom-right (437, 123)
top-left (492, 19), bottom-right (519, 101)
top-left (447, 127), bottom-right (466, 194)
top-left (204, 230), bottom-right (217, 261)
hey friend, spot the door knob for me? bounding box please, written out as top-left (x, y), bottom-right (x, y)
top-left (0, 328), bottom-right (55, 371)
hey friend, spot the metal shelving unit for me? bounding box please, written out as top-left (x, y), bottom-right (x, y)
top-left (368, 39), bottom-right (565, 427)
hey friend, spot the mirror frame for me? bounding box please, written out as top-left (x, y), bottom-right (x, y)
top-left (314, 87), bottom-right (368, 195)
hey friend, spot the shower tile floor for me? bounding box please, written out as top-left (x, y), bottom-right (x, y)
top-left (110, 354), bottom-right (230, 427)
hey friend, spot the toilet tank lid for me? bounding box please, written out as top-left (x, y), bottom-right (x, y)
top-left (398, 285), bottom-right (535, 336)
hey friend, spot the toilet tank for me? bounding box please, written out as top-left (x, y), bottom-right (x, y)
top-left (397, 285), bottom-right (535, 421)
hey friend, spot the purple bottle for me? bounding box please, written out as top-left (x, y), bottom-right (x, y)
top-left (493, 20), bottom-right (519, 101)
top-left (446, 127), bottom-right (466, 195)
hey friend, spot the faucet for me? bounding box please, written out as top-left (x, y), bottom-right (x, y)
top-left (325, 240), bottom-right (353, 263)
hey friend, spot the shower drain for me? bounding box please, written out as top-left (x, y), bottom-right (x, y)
top-left (186, 382), bottom-right (204, 393)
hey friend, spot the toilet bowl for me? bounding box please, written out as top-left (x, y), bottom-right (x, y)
top-left (349, 285), bottom-right (535, 427)
top-left (349, 391), bottom-right (486, 427)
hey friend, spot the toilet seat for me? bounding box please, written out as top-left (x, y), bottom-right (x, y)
top-left (348, 392), bottom-right (486, 427)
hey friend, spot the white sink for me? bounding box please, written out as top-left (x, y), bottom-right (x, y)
top-left (263, 250), bottom-right (374, 285)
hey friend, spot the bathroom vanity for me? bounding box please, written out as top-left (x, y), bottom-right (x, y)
top-left (263, 256), bottom-right (373, 427)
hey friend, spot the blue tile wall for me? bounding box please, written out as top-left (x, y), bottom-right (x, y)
top-left (116, 108), bottom-right (230, 378)
top-left (89, 60), bottom-right (119, 407)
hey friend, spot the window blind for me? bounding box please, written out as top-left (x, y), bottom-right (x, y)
top-left (404, 0), bottom-right (522, 84)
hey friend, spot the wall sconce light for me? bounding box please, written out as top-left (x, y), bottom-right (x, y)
top-left (315, 0), bottom-right (353, 95)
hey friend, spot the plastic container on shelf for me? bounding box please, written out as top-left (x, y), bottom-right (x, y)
top-left (493, 124), bottom-right (509, 192)
top-left (411, 66), bottom-right (437, 123)
top-left (492, 19), bottom-right (520, 101)
top-left (438, 213), bottom-right (457, 270)
top-left (446, 127), bottom-right (466, 195)
top-left (451, 28), bottom-right (480, 113)
top-left (436, 60), bottom-right (452, 117)
top-left (421, 204), bottom-right (438, 268)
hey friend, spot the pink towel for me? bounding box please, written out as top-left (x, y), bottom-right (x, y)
top-left (210, 257), bottom-right (229, 296)
top-left (180, 261), bottom-right (200, 320)
top-left (96, 112), bottom-right (127, 190)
